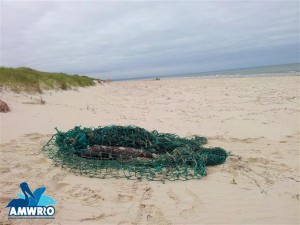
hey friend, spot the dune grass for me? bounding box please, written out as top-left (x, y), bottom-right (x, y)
top-left (0, 67), bottom-right (95, 93)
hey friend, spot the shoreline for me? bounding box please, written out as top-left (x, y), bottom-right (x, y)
top-left (113, 72), bottom-right (299, 82)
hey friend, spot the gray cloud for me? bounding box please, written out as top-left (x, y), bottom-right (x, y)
top-left (1, 1), bottom-right (299, 79)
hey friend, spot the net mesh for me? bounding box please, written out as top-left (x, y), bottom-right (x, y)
top-left (43, 125), bottom-right (228, 181)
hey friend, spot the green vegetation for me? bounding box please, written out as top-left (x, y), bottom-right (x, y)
top-left (0, 67), bottom-right (95, 93)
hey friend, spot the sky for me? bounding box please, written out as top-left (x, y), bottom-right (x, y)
top-left (1, 1), bottom-right (299, 79)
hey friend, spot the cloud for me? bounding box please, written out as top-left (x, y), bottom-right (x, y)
top-left (1, 1), bottom-right (299, 79)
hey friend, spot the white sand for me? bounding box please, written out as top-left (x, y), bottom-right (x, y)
top-left (0, 75), bottom-right (299, 224)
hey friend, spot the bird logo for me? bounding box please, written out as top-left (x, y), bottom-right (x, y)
top-left (6, 182), bottom-right (57, 208)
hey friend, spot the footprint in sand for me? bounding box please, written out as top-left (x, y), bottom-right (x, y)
top-left (0, 167), bottom-right (11, 174)
top-left (115, 181), bottom-right (139, 203)
top-left (166, 188), bottom-right (179, 204)
top-left (180, 187), bottom-right (202, 218)
top-left (166, 187), bottom-right (202, 217)
top-left (117, 193), bottom-right (134, 203)
top-left (142, 186), bottom-right (152, 201)
top-left (133, 203), bottom-right (171, 225)
top-left (118, 221), bottom-right (132, 225)
top-left (68, 185), bottom-right (104, 205)
top-left (80, 213), bottom-right (105, 222)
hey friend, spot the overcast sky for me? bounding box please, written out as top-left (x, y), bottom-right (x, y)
top-left (1, 1), bottom-right (299, 79)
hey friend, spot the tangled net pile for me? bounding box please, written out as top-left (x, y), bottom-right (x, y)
top-left (43, 125), bottom-right (229, 181)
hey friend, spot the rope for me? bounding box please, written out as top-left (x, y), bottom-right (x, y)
top-left (43, 125), bottom-right (228, 181)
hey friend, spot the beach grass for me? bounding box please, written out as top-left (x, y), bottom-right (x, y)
top-left (0, 67), bottom-right (95, 93)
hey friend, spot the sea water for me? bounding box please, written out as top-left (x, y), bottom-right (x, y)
top-left (173, 63), bottom-right (300, 79)
top-left (114, 63), bottom-right (300, 81)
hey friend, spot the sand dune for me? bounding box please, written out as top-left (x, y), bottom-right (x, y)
top-left (0, 75), bottom-right (299, 224)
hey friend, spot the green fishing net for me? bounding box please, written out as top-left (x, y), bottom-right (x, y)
top-left (43, 125), bottom-right (228, 181)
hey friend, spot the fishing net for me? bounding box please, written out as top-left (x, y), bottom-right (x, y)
top-left (43, 125), bottom-right (228, 181)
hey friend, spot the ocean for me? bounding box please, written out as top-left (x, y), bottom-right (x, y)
top-left (114, 63), bottom-right (300, 81)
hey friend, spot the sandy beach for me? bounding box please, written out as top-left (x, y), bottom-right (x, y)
top-left (0, 75), bottom-right (299, 224)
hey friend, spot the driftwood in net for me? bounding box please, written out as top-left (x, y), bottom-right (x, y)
top-left (44, 125), bottom-right (228, 180)
top-left (78, 145), bottom-right (155, 160)
top-left (0, 99), bottom-right (10, 113)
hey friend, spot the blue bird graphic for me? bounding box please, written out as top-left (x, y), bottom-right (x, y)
top-left (6, 182), bottom-right (36, 208)
top-left (16, 186), bottom-right (57, 206)
top-left (29, 187), bottom-right (46, 206)
top-left (36, 195), bottom-right (57, 206)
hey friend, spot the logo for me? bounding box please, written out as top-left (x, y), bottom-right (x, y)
top-left (6, 182), bottom-right (57, 219)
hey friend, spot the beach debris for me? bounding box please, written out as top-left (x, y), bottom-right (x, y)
top-left (94, 78), bottom-right (110, 84)
top-left (43, 125), bottom-right (229, 181)
top-left (79, 145), bottom-right (155, 160)
top-left (230, 178), bottom-right (238, 184)
top-left (0, 99), bottom-right (10, 112)
top-left (40, 98), bottom-right (46, 105)
top-left (22, 97), bottom-right (46, 105)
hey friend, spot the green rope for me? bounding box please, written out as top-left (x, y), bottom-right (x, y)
top-left (43, 125), bottom-right (228, 181)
